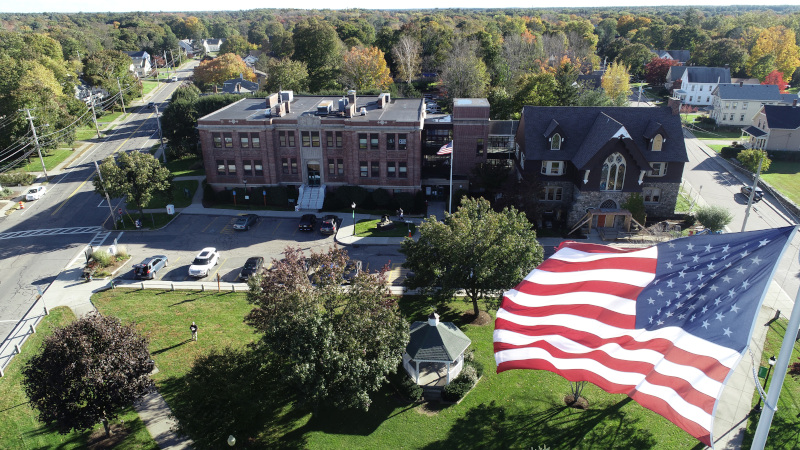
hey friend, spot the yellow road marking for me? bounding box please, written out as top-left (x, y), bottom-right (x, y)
top-left (51, 114), bottom-right (156, 217)
top-left (271, 219), bottom-right (282, 235)
top-left (210, 257), bottom-right (228, 279)
top-left (201, 217), bottom-right (218, 233)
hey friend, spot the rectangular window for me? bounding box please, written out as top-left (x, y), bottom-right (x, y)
top-left (240, 134), bottom-right (249, 148)
top-left (302, 131), bottom-right (311, 147)
top-left (224, 133), bottom-right (233, 148)
top-left (251, 134), bottom-right (260, 148)
top-left (326, 131), bottom-right (334, 148)
top-left (360, 161), bottom-right (368, 177)
top-left (476, 138), bottom-right (484, 156)
top-left (216, 159), bottom-right (225, 175)
top-left (689, 96), bottom-right (693, 102)
top-left (311, 131), bottom-right (320, 147)
top-left (254, 160), bottom-right (263, 176)
top-left (212, 133), bottom-right (222, 148)
top-left (725, 102), bottom-right (730, 109)
top-left (691, 85), bottom-right (696, 91)
top-left (243, 160), bottom-right (253, 175)
top-left (742, 102), bottom-right (748, 109)
top-left (643, 187), bottom-right (661, 203)
top-left (699, 85), bottom-right (703, 91)
top-left (398, 134), bottom-right (407, 150)
top-left (541, 161), bottom-right (564, 175)
top-left (336, 131), bottom-right (343, 147)
top-left (359, 133), bottom-right (368, 150)
top-left (387, 162), bottom-right (396, 177)
top-left (399, 162), bottom-right (407, 178)
top-left (732, 102), bottom-right (738, 109)
top-left (539, 186), bottom-right (563, 201)
top-left (649, 162), bottom-right (668, 177)
top-left (337, 158), bottom-right (344, 175)
top-left (279, 132), bottom-right (287, 147)
top-left (227, 160), bottom-right (236, 174)
top-left (371, 161), bottom-right (379, 177)
top-left (282, 158), bottom-right (289, 174)
top-left (723, 114), bottom-right (727, 121)
top-left (740, 114), bottom-right (745, 121)
top-left (328, 158), bottom-right (335, 175)
top-left (291, 159), bottom-right (298, 174)
top-left (387, 134), bottom-right (396, 150)
top-left (370, 133), bottom-right (379, 150)
top-left (288, 131), bottom-right (295, 147)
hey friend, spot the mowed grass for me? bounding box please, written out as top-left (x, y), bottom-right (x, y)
top-left (19, 148), bottom-right (74, 172)
top-left (136, 179), bottom-right (199, 209)
top-left (165, 155), bottom-right (205, 177)
top-left (141, 80), bottom-right (160, 95)
top-left (355, 218), bottom-right (416, 237)
top-left (762, 160), bottom-right (800, 205)
top-left (0, 307), bottom-right (157, 449)
top-left (94, 289), bottom-right (709, 449)
top-left (741, 318), bottom-right (800, 447)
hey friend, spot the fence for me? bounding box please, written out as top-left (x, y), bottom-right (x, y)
top-left (0, 294), bottom-right (49, 377)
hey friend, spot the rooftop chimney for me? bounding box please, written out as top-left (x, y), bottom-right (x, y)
top-left (347, 89), bottom-right (357, 107)
top-left (428, 312), bottom-right (439, 327)
top-left (265, 93), bottom-right (280, 108)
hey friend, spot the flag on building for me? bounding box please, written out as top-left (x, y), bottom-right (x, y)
top-left (494, 226), bottom-right (796, 446)
top-left (437, 141), bottom-right (453, 155)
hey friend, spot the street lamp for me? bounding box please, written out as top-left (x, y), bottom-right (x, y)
top-left (351, 202), bottom-right (356, 237)
top-left (227, 435), bottom-right (236, 446)
top-left (755, 355), bottom-right (777, 412)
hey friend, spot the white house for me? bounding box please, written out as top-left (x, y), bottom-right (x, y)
top-left (652, 50), bottom-right (690, 65)
top-left (673, 67), bottom-right (731, 107)
top-left (202, 39), bottom-right (224, 53)
top-left (123, 51), bottom-right (151, 78)
top-left (711, 83), bottom-right (784, 126)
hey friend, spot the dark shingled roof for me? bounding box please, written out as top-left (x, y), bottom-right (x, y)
top-left (764, 105), bottom-right (800, 130)
top-left (713, 84), bottom-right (782, 101)
top-left (520, 106), bottom-right (688, 166)
top-left (406, 319), bottom-right (471, 362)
top-left (654, 50), bottom-right (690, 63)
top-left (742, 126), bottom-right (767, 138)
top-left (685, 67), bottom-right (731, 84)
top-left (666, 66), bottom-right (687, 83)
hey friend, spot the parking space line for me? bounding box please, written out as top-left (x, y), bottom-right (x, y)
top-left (271, 219), bottom-right (282, 235)
top-left (210, 257), bottom-right (228, 280)
top-left (201, 217), bottom-right (219, 233)
top-left (220, 218), bottom-right (237, 234)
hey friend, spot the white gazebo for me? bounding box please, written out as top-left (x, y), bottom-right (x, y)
top-left (402, 312), bottom-right (472, 387)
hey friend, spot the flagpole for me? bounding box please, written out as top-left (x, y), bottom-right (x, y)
top-left (751, 283), bottom-right (800, 448)
top-left (448, 146), bottom-right (453, 214)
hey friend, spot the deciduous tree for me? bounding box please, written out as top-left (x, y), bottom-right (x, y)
top-left (747, 26), bottom-right (800, 81)
top-left (22, 314), bottom-right (154, 438)
top-left (737, 148), bottom-right (771, 173)
top-left (391, 35), bottom-right (421, 85)
top-left (601, 62), bottom-right (631, 106)
top-left (193, 53), bottom-right (254, 89)
top-left (400, 197), bottom-right (544, 317)
top-left (440, 40), bottom-right (490, 99)
top-left (644, 57), bottom-right (680, 85)
top-left (695, 206), bottom-right (733, 233)
top-left (339, 46), bottom-right (393, 91)
top-left (255, 57), bottom-right (309, 93)
top-left (762, 70), bottom-right (789, 93)
top-left (616, 43), bottom-right (653, 78)
top-left (245, 246), bottom-right (408, 411)
top-left (94, 151), bottom-right (171, 218)
top-left (293, 18), bottom-right (343, 92)
top-left (219, 35), bottom-right (251, 57)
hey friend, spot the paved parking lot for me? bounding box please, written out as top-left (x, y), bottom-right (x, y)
top-left (116, 214), bottom-right (406, 284)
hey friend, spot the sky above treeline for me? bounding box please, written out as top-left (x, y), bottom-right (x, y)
top-left (6, 0), bottom-right (800, 14)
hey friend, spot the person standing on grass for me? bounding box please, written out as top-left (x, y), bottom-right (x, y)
top-left (190, 322), bottom-right (198, 341)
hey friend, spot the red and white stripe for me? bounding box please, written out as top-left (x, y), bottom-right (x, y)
top-left (494, 242), bottom-right (739, 445)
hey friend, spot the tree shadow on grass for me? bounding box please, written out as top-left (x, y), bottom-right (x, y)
top-left (398, 295), bottom-right (460, 323)
top-left (421, 398), bottom-right (657, 450)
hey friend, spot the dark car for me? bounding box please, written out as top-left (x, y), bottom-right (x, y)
top-left (320, 215), bottom-right (339, 235)
top-left (298, 214), bottom-right (317, 231)
top-left (741, 185), bottom-right (764, 202)
top-left (133, 255), bottom-right (168, 280)
top-left (238, 256), bottom-right (265, 281)
top-left (148, 102), bottom-right (154, 108)
top-left (233, 214), bottom-right (259, 230)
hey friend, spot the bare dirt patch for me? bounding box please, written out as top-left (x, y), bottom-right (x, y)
top-left (86, 423), bottom-right (131, 449)
top-left (416, 401), bottom-right (446, 416)
top-left (462, 310), bottom-right (492, 326)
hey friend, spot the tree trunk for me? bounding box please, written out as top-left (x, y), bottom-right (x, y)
top-left (102, 417), bottom-right (112, 437)
top-left (469, 289), bottom-right (480, 317)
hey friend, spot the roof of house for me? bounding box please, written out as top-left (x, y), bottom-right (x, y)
top-left (406, 317), bottom-right (471, 362)
top-left (684, 67), bottom-right (731, 84)
top-left (732, 78), bottom-right (760, 85)
top-left (653, 49), bottom-right (690, 62)
top-left (124, 51), bottom-right (149, 59)
top-left (577, 72), bottom-right (603, 89)
top-left (742, 126), bottom-right (767, 138)
top-left (519, 106), bottom-right (688, 167)
top-left (198, 94), bottom-right (423, 124)
top-left (713, 83), bottom-right (782, 101)
top-left (221, 77), bottom-right (259, 94)
top-left (665, 66), bottom-right (687, 83)
top-left (764, 105), bottom-right (800, 130)
top-left (204, 38), bottom-right (224, 46)
top-left (489, 120), bottom-right (518, 135)
top-left (780, 93), bottom-right (799, 105)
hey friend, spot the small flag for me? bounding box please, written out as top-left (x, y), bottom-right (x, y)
top-left (437, 141), bottom-right (453, 155)
top-left (494, 227), bottom-right (796, 446)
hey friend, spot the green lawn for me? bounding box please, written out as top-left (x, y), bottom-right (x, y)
top-left (741, 318), bottom-right (800, 447)
top-left (165, 155), bottom-right (205, 177)
top-left (355, 218), bottom-right (416, 237)
top-left (706, 144), bottom-right (725, 153)
top-left (675, 186), bottom-right (692, 213)
top-left (117, 212), bottom-right (177, 230)
top-left (134, 179), bottom-right (199, 209)
top-left (74, 126), bottom-right (102, 141)
top-left (19, 148), bottom-right (74, 172)
top-left (93, 289), bottom-right (719, 449)
top-left (0, 307), bottom-right (158, 449)
top-left (761, 160), bottom-right (800, 205)
top-left (141, 80), bottom-right (160, 95)
top-left (96, 111), bottom-right (125, 125)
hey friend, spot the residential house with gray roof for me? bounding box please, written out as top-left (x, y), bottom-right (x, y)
top-left (652, 50), bottom-right (690, 65)
top-left (673, 67), bottom-right (731, 107)
top-left (743, 104), bottom-right (800, 151)
top-left (711, 83), bottom-right (784, 126)
top-left (123, 51), bottom-right (151, 78)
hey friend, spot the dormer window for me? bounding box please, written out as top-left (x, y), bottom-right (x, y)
top-left (652, 134), bottom-right (663, 151)
top-left (550, 133), bottom-right (562, 150)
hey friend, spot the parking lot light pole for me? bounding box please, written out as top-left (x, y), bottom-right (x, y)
top-left (352, 202), bottom-right (356, 237)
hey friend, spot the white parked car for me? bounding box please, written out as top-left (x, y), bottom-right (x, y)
top-left (25, 186), bottom-right (46, 201)
top-left (188, 247), bottom-right (220, 278)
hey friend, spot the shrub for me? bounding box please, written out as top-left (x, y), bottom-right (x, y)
top-left (459, 365), bottom-right (478, 384)
top-left (622, 193), bottom-right (646, 225)
top-left (468, 359), bottom-right (484, 378)
top-left (695, 205), bottom-right (733, 232)
top-left (681, 213), bottom-right (697, 229)
top-left (265, 186), bottom-right (289, 207)
top-left (115, 245), bottom-right (129, 259)
top-left (91, 249), bottom-right (112, 268)
top-left (393, 192), bottom-right (416, 212)
top-left (388, 365), bottom-right (423, 402)
top-left (335, 185), bottom-right (369, 207)
top-left (720, 146), bottom-right (742, 159)
top-left (372, 188), bottom-right (391, 208)
top-left (0, 172), bottom-right (36, 186)
top-left (442, 378), bottom-right (473, 402)
top-left (203, 184), bottom-right (216, 204)
top-left (737, 148), bottom-right (771, 173)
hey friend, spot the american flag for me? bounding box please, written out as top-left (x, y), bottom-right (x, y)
top-left (437, 141), bottom-right (453, 155)
top-left (494, 226), bottom-right (795, 446)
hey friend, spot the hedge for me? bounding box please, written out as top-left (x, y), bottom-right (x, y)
top-left (0, 172), bottom-right (36, 186)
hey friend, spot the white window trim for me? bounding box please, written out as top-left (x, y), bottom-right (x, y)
top-left (649, 162), bottom-right (668, 177)
top-left (541, 160), bottom-right (564, 175)
top-left (643, 187), bottom-right (662, 203)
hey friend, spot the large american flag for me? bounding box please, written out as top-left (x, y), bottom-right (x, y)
top-left (437, 141), bottom-right (453, 155)
top-left (494, 226), bottom-right (795, 446)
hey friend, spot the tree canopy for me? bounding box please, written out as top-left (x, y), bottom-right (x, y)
top-left (339, 46), bottom-right (393, 91)
top-left (193, 53), bottom-right (255, 89)
top-left (601, 62), bottom-right (631, 106)
top-left (400, 197), bottom-right (544, 317)
top-left (93, 151), bottom-right (171, 218)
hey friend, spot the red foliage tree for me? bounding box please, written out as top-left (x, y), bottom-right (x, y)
top-left (762, 70), bottom-right (790, 93)
top-left (645, 58), bottom-right (680, 85)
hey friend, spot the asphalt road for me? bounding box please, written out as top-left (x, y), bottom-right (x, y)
top-left (0, 61), bottom-right (198, 341)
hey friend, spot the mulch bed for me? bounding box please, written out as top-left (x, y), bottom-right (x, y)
top-left (462, 311), bottom-right (492, 326)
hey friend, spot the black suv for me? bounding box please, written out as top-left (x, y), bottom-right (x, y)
top-left (298, 214), bottom-right (317, 231)
top-left (320, 215), bottom-right (339, 235)
top-left (133, 255), bottom-right (168, 279)
top-left (741, 185), bottom-right (764, 202)
top-left (238, 256), bottom-right (265, 281)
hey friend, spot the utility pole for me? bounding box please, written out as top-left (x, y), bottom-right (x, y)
top-left (164, 50), bottom-right (168, 69)
top-left (169, 49), bottom-right (175, 68)
top-left (741, 152), bottom-right (764, 232)
top-left (177, 47), bottom-right (182, 66)
top-left (154, 104), bottom-right (165, 162)
top-left (116, 77), bottom-right (126, 114)
top-left (89, 97), bottom-right (101, 139)
top-left (21, 108), bottom-right (48, 181)
top-left (93, 160), bottom-right (117, 229)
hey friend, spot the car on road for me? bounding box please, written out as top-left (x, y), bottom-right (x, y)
top-left (233, 214), bottom-right (259, 231)
top-left (320, 215), bottom-right (339, 235)
top-left (148, 102), bottom-right (155, 108)
top-left (741, 185), bottom-right (764, 202)
top-left (238, 256), bottom-right (265, 281)
top-left (133, 255), bottom-right (168, 280)
top-left (25, 186), bottom-right (46, 201)
top-left (298, 214), bottom-right (317, 231)
top-left (188, 247), bottom-right (220, 278)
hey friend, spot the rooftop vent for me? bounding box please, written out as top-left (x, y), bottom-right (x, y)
top-left (317, 100), bottom-right (333, 115)
top-left (279, 90), bottom-right (294, 103)
top-left (265, 93), bottom-right (280, 108)
top-left (360, 107), bottom-right (367, 116)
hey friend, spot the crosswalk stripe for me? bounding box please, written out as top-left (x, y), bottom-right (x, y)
top-left (0, 226), bottom-right (103, 240)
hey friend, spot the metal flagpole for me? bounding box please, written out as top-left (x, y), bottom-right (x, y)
top-left (448, 143), bottom-right (453, 214)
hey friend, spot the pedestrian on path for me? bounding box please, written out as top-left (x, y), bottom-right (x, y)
top-left (190, 322), bottom-right (198, 341)
top-left (398, 208), bottom-right (404, 221)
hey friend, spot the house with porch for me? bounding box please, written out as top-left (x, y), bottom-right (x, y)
top-left (710, 83), bottom-right (784, 126)
top-left (742, 104), bottom-right (800, 151)
top-left (123, 51), bottom-right (151, 78)
top-left (514, 106), bottom-right (688, 232)
top-left (672, 67), bottom-right (731, 107)
top-left (203, 38), bottom-right (224, 53)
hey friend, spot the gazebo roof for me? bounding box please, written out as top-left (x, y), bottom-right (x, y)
top-left (405, 313), bottom-right (471, 362)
